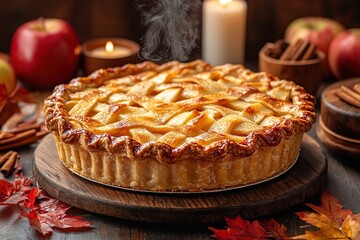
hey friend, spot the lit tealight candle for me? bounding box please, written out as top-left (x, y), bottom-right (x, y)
top-left (202, 0), bottom-right (247, 65)
top-left (91, 41), bottom-right (132, 58)
top-left (82, 38), bottom-right (140, 75)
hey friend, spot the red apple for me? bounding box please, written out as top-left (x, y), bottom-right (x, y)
top-left (10, 18), bottom-right (80, 90)
top-left (285, 17), bottom-right (345, 76)
top-left (328, 29), bottom-right (360, 79)
top-left (0, 58), bottom-right (16, 94)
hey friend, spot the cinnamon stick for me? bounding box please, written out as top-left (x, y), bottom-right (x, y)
top-left (0, 129), bottom-right (36, 146)
top-left (0, 135), bottom-right (37, 151)
top-left (0, 151), bottom-right (18, 177)
top-left (353, 84), bottom-right (360, 94)
top-left (0, 151), bottom-right (14, 166)
top-left (0, 131), bottom-right (15, 140)
top-left (341, 85), bottom-right (360, 102)
top-left (335, 86), bottom-right (360, 108)
top-left (301, 43), bottom-right (317, 60)
top-left (290, 40), bottom-right (309, 61)
top-left (280, 39), bottom-right (304, 61)
top-left (9, 122), bottom-right (41, 134)
top-left (0, 130), bottom-right (48, 152)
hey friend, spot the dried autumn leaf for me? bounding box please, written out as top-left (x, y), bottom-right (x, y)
top-left (21, 198), bottom-right (92, 236)
top-left (24, 188), bottom-right (41, 209)
top-left (209, 216), bottom-right (268, 240)
top-left (341, 214), bottom-right (360, 239)
top-left (36, 198), bottom-right (71, 215)
top-left (13, 177), bottom-right (33, 192)
top-left (0, 177), bottom-right (33, 205)
top-left (0, 179), bottom-right (14, 200)
top-left (294, 211), bottom-right (348, 239)
top-left (294, 191), bottom-right (360, 240)
top-left (307, 191), bottom-right (353, 226)
top-left (25, 210), bottom-right (53, 236)
top-left (0, 84), bottom-right (31, 110)
top-left (261, 218), bottom-right (289, 239)
top-left (0, 177), bottom-right (92, 236)
top-left (6, 85), bottom-right (32, 103)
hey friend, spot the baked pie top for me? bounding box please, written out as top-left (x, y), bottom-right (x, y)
top-left (44, 60), bottom-right (316, 163)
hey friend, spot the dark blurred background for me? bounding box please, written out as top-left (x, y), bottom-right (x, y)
top-left (1, 0), bottom-right (360, 63)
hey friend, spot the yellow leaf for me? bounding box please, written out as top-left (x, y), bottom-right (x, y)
top-left (294, 191), bottom-right (360, 240)
top-left (306, 191), bottom-right (352, 226)
top-left (295, 211), bottom-right (347, 239)
top-left (341, 215), bottom-right (360, 239)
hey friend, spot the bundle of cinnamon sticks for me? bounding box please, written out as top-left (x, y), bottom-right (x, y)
top-left (335, 84), bottom-right (360, 108)
top-left (0, 122), bottom-right (48, 177)
top-left (0, 150), bottom-right (19, 176)
top-left (0, 122), bottom-right (48, 152)
top-left (266, 39), bottom-right (317, 61)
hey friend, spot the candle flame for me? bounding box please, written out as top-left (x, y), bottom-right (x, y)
top-left (105, 41), bottom-right (114, 53)
top-left (219, 0), bottom-right (232, 6)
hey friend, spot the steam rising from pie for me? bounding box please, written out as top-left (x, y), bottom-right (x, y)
top-left (135, 0), bottom-right (201, 62)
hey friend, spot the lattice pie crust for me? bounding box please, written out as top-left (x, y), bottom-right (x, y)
top-left (44, 60), bottom-right (316, 191)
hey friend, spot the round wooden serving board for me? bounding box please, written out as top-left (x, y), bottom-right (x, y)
top-left (33, 134), bottom-right (327, 223)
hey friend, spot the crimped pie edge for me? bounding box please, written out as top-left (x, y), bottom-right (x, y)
top-left (53, 132), bottom-right (303, 191)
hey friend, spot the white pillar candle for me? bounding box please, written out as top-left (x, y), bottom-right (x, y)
top-left (202, 0), bottom-right (247, 65)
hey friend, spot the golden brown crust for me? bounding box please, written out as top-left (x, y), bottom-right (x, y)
top-left (53, 133), bottom-right (303, 191)
top-left (44, 60), bottom-right (316, 164)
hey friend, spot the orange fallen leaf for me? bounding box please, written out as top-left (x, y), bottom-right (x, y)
top-left (294, 191), bottom-right (360, 240)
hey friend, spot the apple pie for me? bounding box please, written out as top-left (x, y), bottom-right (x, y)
top-left (44, 60), bottom-right (316, 192)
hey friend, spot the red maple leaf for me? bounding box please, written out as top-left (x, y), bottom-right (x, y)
top-left (210, 216), bottom-right (272, 240)
top-left (21, 198), bottom-right (92, 236)
top-left (23, 188), bottom-right (41, 209)
top-left (0, 177), bottom-right (33, 205)
top-left (0, 179), bottom-right (14, 200)
top-left (0, 84), bottom-right (31, 103)
top-left (0, 177), bottom-right (92, 236)
top-left (261, 219), bottom-right (289, 239)
top-left (12, 177), bottom-right (33, 191)
top-left (210, 216), bottom-right (289, 240)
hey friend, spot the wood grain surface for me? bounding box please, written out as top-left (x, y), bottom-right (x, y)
top-left (33, 134), bottom-right (327, 223)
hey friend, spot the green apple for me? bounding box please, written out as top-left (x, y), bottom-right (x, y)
top-left (0, 58), bottom-right (16, 94)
